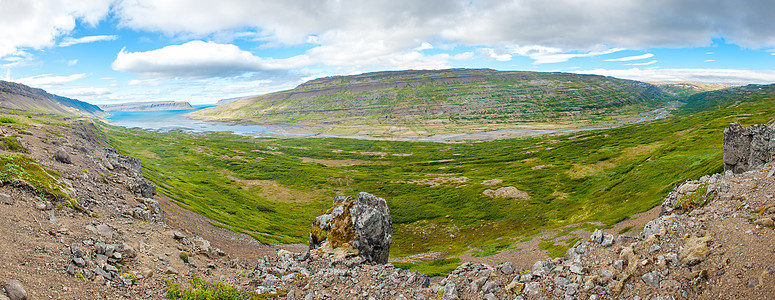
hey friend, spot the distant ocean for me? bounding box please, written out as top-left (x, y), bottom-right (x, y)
top-left (106, 105), bottom-right (305, 137)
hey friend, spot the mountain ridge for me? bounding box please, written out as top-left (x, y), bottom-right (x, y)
top-left (98, 101), bottom-right (195, 112)
top-left (0, 80), bottom-right (106, 117)
top-left (188, 69), bottom-right (673, 137)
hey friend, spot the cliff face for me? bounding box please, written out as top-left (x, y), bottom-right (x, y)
top-left (0, 80), bottom-right (105, 117)
top-left (98, 101), bottom-right (194, 112)
top-left (723, 122), bottom-right (775, 174)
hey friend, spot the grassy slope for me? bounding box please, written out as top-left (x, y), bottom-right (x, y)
top-left (188, 69), bottom-right (670, 136)
top-left (0, 110), bottom-right (75, 201)
top-left (100, 84), bottom-right (775, 258)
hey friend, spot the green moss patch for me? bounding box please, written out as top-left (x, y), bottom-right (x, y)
top-left (393, 258), bottom-right (461, 277)
top-left (0, 135), bottom-right (28, 152)
top-left (0, 154), bottom-right (67, 199)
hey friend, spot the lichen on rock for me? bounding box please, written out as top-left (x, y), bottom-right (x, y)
top-left (308, 192), bottom-right (392, 264)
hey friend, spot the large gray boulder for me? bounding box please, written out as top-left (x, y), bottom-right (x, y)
top-left (309, 192), bottom-right (392, 264)
top-left (723, 122), bottom-right (775, 174)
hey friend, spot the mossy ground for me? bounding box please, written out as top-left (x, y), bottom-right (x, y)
top-left (0, 153), bottom-right (68, 200)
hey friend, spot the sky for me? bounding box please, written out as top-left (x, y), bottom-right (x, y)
top-left (2, 0), bottom-right (775, 105)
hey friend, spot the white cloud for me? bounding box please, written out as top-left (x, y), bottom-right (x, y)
top-left (54, 87), bottom-right (111, 97)
top-left (128, 79), bottom-right (163, 86)
top-left (67, 59), bottom-right (78, 66)
top-left (112, 41), bottom-right (313, 79)
top-left (416, 42), bottom-right (434, 51)
top-left (478, 48), bottom-right (512, 61)
top-left (0, 0), bottom-right (111, 57)
top-left (504, 46), bottom-right (622, 64)
top-left (59, 35), bottom-right (118, 47)
top-left (705, 59), bottom-right (716, 62)
top-left (605, 53), bottom-right (654, 62)
top-left (107, 0), bottom-right (775, 72)
top-left (626, 60), bottom-right (658, 66)
top-left (5, 0), bottom-right (775, 69)
top-left (15, 73), bottom-right (85, 88)
top-left (530, 48), bottom-right (623, 64)
top-left (576, 68), bottom-right (775, 84)
top-left (453, 52), bottom-right (474, 60)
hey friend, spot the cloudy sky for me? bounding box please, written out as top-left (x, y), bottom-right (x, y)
top-left (2, 0), bottom-right (775, 105)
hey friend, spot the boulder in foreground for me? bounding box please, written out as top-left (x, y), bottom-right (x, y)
top-left (309, 192), bottom-right (392, 264)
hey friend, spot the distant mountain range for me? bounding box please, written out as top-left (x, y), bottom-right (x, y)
top-left (0, 80), bottom-right (106, 117)
top-left (98, 101), bottom-right (194, 112)
top-left (188, 69), bottom-right (681, 136)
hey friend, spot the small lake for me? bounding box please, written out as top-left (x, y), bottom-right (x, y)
top-left (106, 106), bottom-right (312, 137)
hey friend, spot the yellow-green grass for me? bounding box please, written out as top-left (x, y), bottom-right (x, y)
top-left (100, 84), bottom-right (775, 261)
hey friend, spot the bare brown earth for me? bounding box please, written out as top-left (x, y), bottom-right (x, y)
top-left (0, 117), bottom-right (304, 299)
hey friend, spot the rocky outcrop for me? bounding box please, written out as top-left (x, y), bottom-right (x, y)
top-left (98, 101), bottom-right (194, 112)
top-left (309, 192), bottom-right (392, 264)
top-left (104, 147), bottom-right (156, 198)
top-left (723, 122), bottom-right (775, 174)
top-left (659, 173), bottom-right (725, 215)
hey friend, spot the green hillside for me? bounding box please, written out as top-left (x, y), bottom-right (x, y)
top-left (0, 80), bottom-right (106, 118)
top-left (100, 83), bottom-right (775, 259)
top-left (188, 69), bottom-right (672, 137)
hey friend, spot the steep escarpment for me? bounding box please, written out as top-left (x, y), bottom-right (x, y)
top-left (188, 69), bottom-right (672, 137)
top-left (98, 101), bottom-right (195, 112)
top-left (0, 80), bottom-right (106, 117)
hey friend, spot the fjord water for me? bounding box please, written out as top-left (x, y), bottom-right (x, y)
top-left (106, 106), bottom-right (306, 137)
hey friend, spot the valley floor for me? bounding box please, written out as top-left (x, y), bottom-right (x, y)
top-left (1, 109), bottom-right (774, 299)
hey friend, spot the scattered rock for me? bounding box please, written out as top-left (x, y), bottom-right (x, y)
top-left (641, 271), bottom-right (661, 287)
top-left (499, 262), bottom-right (515, 275)
top-left (441, 282), bottom-right (458, 300)
top-left (0, 193), bottom-right (12, 205)
top-left (3, 280), bottom-right (27, 300)
top-left (601, 233), bottom-right (615, 247)
top-left (643, 218), bottom-right (663, 238)
top-left (470, 277), bottom-right (486, 292)
top-left (172, 231), bottom-right (186, 240)
top-left (590, 229), bottom-right (603, 244)
top-left (523, 282), bottom-right (541, 296)
top-left (747, 278), bottom-right (759, 288)
top-left (54, 149), bottom-right (72, 164)
top-left (754, 217), bottom-right (774, 228)
top-left (95, 224), bottom-right (116, 239)
top-left (482, 280), bottom-right (500, 293)
top-left (680, 235), bottom-right (711, 266)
